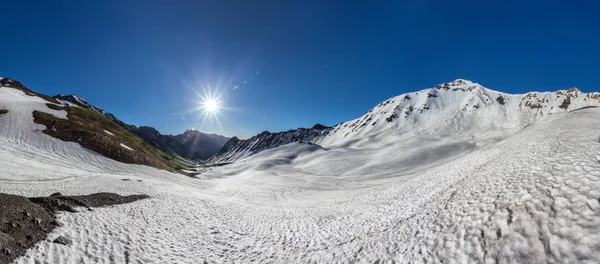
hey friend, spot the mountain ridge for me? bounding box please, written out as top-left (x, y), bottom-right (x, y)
top-left (53, 93), bottom-right (229, 160)
top-left (211, 79), bottom-right (600, 163)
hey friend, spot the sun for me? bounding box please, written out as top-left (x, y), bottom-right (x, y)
top-left (193, 87), bottom-right (225, 126)
top-left (203, 98), bottom-right (220, 114)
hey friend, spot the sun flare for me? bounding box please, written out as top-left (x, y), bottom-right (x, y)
top-left (203, 98), bottom-right (220, 114)
top-left (193, 87), bottom-right (227, 128)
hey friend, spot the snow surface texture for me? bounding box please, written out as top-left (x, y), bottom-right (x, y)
top-left (2, 81), bottom-right (600, 263)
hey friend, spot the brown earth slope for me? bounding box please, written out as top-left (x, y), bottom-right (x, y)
top-left (32, 104), bottom-right (190, 174)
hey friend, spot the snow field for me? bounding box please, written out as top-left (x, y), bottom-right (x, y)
top-left (2, 85), bottom-right (600, 263)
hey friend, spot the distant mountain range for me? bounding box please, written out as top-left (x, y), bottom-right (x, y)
top-left (5, 76), bottom-right (599, 168)
top-left (210, 124), bottom-right (331, 164)
top-left (53, 94), bottom-right (230, 161)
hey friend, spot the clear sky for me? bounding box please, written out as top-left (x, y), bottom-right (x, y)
top-left (1, 0), bottom-right (598, 138)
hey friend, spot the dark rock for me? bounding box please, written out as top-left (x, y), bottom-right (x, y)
top-left (496, 95), bottom-right (506, 105)
top-left (52, 236), bottom-right (71, 245)
top-left (0, 193), bottom-right (57, 264)
top-left (0, 192), bottom-right (149, 263)
top-left (559, 97), bottom-right (571, 110)
top-left (385, 114), bottom-right (397, 123)
top-left (311, 123), bottom-right (329, 130)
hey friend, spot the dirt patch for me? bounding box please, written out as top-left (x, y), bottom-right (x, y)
top-left (0, 192), bottom-right (148, 263)
top-left (0, 194), bottom-right (57, 264)
top-left (0, 110), bottom-right (7, 115)
top-left (45, 103), bottom-right (65, 111)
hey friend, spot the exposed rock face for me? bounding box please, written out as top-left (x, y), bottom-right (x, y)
top-left (0, 78), bottom-right (27, 90)
top-left (133, 126), bottom-right (188, 157)
top-left (0, 194), bottom-right (57, 264)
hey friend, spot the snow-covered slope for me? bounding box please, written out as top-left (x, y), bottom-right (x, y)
top-left (4, 99), bottom-right (600, 263)
top-left (213, 79), bottom-right (600, 163)
top-left (3, 79), bottom-right (600, 263)
top-left (320, 79), bottom-right (599, 147)
top-left (0, 87), bottom-right (182, 181)
top-left (211, 124), bottom-right (332, 163)
top-left (195, 106), bottom-right (600, 263)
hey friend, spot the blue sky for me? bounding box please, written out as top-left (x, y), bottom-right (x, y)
top-left (1, 0), bottom-right (598, 138)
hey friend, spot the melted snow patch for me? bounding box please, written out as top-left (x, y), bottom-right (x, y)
top-left (119, 143), bottom-right (133, 151)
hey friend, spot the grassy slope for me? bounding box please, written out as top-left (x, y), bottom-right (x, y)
top-left (33, 103), bottom-right (192, 175)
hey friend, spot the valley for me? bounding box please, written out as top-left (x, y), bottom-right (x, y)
top-left (1, 78), bottom-right (600, 263)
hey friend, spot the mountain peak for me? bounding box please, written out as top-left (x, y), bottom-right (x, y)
top-left (172, 129), bottom-right (231, 160)
top-left (433, 79), bottom-right (482, 92)
top-left (54, 94), bottom-right (90, 108)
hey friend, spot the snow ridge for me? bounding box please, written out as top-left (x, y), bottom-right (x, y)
top-left (52, 94), bottom-right (127, 127)
top-left (213, 79), bottom-right (600, 163)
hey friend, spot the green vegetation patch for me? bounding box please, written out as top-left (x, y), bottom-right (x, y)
top-left (32, 106), bottom-right (190, 174)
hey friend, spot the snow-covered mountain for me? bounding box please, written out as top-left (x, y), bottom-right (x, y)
top-left (212, 79), bottom-right (600, 163)
top-left (211, 124), bottom-right (332, 163)
top-left (3, 76), bottom-right (600, 263)
top-left (320, 79), bottom-right (598, 146)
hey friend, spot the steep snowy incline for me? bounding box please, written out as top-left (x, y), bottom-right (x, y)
top-left (0, 87), bottom-right (184, 181)
top-left (212, 79), bottom-right (600, 164)
top-left (319, 79), bottom-right (599, 147)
